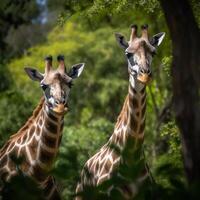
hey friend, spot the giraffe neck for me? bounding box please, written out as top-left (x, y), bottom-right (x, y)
top-left (110, 75), bottom-right (146, 150)
top-left (128, 75), bottom-right (146, 137)
top-left (0, 98), bottom-right (65, 199)
top-left (32, 103), bottom-right (64, 172)
top-left (1, 98), bottom-right (65, 180)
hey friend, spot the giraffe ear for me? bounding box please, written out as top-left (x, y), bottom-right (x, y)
top-left (24, 67), bottom-right (44, 82)
top-left (68, 63), bottom-right (85, 79)
top-left (150, 32), bottom-right (165, 47)
top-left (115, 33), bottom-right (129, 49)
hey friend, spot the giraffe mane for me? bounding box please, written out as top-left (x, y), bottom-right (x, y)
top-left (9, 96), bottom-right (45, 141)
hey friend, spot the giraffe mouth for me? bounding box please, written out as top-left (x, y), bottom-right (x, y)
top-left (137, 74), bottom-right (152, 84)
top-left (52, 103), bottom-right (68, 114)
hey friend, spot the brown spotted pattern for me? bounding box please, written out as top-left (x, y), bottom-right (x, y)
top-left (0, 97), bottom-right (64, 200)
top-left (76, 82), bottom-right (148, 199)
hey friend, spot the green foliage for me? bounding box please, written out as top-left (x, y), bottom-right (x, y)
top-left (160, 121), bottom-right (181, 155)
top-left (153, 120), bottom-right (184, 190)
top-left (190, 0), bottom-right (200, 26)
top-left (5, 24), bottom-right (52, 57)
top-left (0, 0), bottom-right (40, 58)
top-left (53, 0), bottom-right (161, 26)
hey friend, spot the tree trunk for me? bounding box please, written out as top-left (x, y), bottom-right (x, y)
top-left (159, 0), bottom-right (200, 184)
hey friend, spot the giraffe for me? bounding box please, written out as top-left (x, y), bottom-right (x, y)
top-left (0, 55), bottom-right (85, 199)
top-left (76, 24), bottom-right (165, 199)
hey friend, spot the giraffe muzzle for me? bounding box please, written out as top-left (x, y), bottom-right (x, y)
top-left (137, 68), bottom-right (152, 84)
top-left (53, 103), bottom-right (68, 114)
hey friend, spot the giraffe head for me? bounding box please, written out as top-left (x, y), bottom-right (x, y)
top-left (115, 24), bottom-right (165, 84)
top-left (24, 55), bottom-right (85, 114)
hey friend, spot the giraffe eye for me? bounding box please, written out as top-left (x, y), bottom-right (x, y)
top-left (41, 83), bottom-right (48, 91)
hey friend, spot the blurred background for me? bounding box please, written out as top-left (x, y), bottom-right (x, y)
top-left (0, 0), bottom-right (199, 199)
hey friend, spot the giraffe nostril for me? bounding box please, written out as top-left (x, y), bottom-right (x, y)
top-left (140, 68), bottom-right (145, 74)
top-left (140, 68), bottom-right (151, 75)
top-left (146, 68), bottom-right (151, 74)
top-left (55, 100), bottom-right (60, 105)
top-left (55, 99), bottom-right (66, 105)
